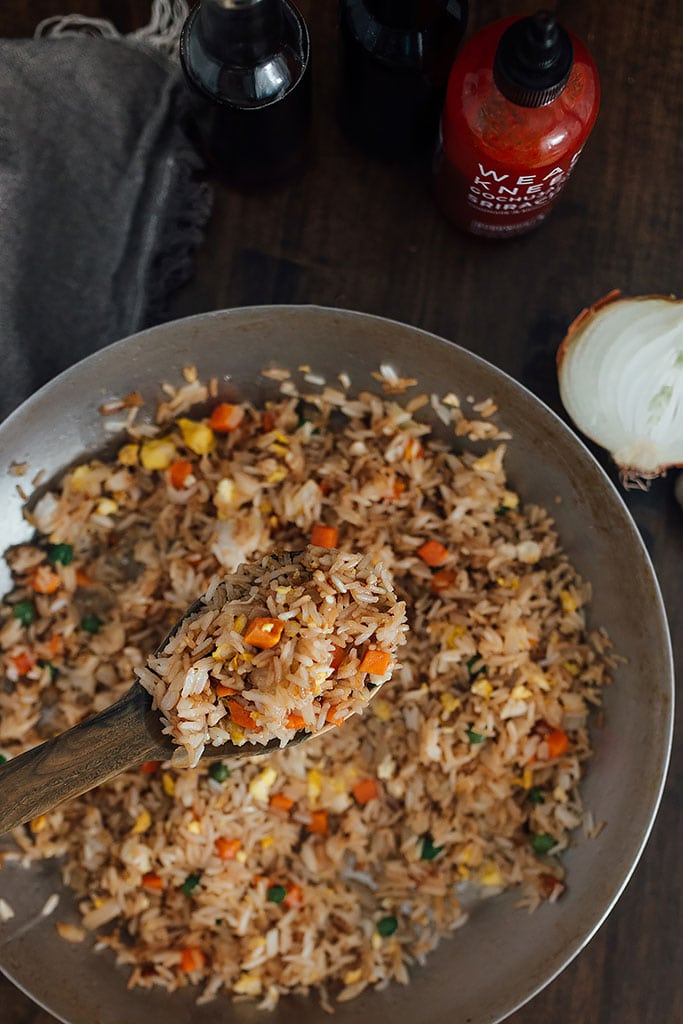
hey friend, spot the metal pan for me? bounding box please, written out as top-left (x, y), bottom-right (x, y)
top-left (0, 306), bottom-right (673, 1024)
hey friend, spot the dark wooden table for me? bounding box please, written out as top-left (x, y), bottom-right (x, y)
top-left (2, 2), bottom-right (681, 1022)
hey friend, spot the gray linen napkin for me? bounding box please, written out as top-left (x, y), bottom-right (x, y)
top-left (0, 36), bottom-right (211, 422)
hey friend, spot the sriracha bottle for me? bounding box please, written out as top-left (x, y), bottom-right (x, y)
top-left (434, 11), bottom-right (600, 237)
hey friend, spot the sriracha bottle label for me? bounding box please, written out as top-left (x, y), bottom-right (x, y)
top-left (458, 152), bottom-right (583, 236)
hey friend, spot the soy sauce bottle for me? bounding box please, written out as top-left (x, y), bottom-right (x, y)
top-left (339, 0), bottom-right (469, 159)
top-left (180, 0), bottom-right (312, 189)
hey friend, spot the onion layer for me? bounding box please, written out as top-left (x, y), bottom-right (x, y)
top-left (557, 291), bottom-right (683, 486)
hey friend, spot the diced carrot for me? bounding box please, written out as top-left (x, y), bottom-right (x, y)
top-left (226, 698), bottom-right (260, 731)
top-left (141, 872), bottom-right (164, 891)
top-left (310, 523), bottom-right (339, 549)
top-left (391, 478), bottom-right (406, 499)
top-left (262, 410), bottom-right (276, 433)
top-left (545, 728), bottom-right (570, 759)
top-left (540, 873), bottom-right (565, 898)
top-left (330, 644), bottom-right (345, 671)
top-left (244, 617), bottom-right (285, 649)
top-left (318, 480), bottom-right (331, 496)
top-left (209, 403), bottom-right (245, 433)
top-left (75, 568), bottom-right (91, 587)
top-left (359, 649), bottom-right (391, 675)
top-left (431, 570), bottom-right (456, 594)
top-left (30, 565), bottom-right (61, 594)
top-left (269, 792), bottom-right (295, 812)
top-left (169, 459), bottom-right (193, 489)
top-left (325, 706), bottom-right (344, 727)
top-left (252, 874), bottom-right (269, 886)
top-left (215, 683), bottom-right (237, 697)
top-left (352, 778), bottom-right (380, 805)
top-left (179, 946), bottom-right (206, 973)
top-left (48, 634), bottom-right (64, 657)
top-left (215, 837), bottom-right (241, 861)
top-left (140, 761), bottom-right (160, 774)
top-left (11, 651), bottom-right (35, 676)
top-left (307, 810), bottom-right (328, 835)
top-left (417, 540), bottom-right (449, 567)
top-left (286, 712), bottom-right (307, 731)
top-left (404, 437), bottom-right (423, 461)
top-left (284, 883), bottom-right (304, 909)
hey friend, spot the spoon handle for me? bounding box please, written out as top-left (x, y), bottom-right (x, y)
top-left (0, 685), bottom-right (174, 837)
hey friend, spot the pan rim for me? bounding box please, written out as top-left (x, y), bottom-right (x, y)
top-left (0, 303), bottom-right (674, 1024)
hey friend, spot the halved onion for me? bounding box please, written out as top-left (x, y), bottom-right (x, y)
top-left (557, 291), bottom-right (683, 487)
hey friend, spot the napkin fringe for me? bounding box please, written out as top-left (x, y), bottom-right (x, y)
top-left (35, 0), bottom-right (189, 56)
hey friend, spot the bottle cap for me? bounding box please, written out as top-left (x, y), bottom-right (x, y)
top-left (493, 11), bottom-right (573, 108)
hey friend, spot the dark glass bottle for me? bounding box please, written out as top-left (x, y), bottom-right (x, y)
top-left (338, 0), bottom-right (469, 159)
top-left (180, 0), bottom-right (312, 189)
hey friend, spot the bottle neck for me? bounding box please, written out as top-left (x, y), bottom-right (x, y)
top-left (199, 0), bottom-right (285, 64)
top-left (364, 0), bottom-right (447, 31)
top-left (493, 12), bottom-right (574, 108)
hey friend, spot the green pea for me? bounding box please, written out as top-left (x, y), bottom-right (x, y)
top-left (12, 601), bottom-right (36, 626)
top-left (420, 834), bottom-right (443, 861)
top-left (81, 614), bottom-right (102, 634)
top-left (267, 885), bottom-right (287, 904)
top-left (531, 833), bottom-right (556, 855)
top-left (466, 655), bottom-right (487, 679)
top-left (209, 762), bottom-right (230, 784)
top-left (48, 543), bottom-right (74, 566)
top-left (181, 873), bottom-right (201, 896)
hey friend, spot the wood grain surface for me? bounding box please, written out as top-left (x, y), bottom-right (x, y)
top-left (2, 2), bottom-right (681, 1023)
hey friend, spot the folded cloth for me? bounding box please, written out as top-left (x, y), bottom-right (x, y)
top-left (0, 34), bottom-right (211, 422)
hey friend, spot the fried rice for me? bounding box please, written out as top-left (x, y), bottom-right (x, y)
top-left (138, 548), bottom-right (406, 764)
top-left (0, 365), bottom-right (616, 1010)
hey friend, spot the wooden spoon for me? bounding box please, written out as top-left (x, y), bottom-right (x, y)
top-left (0, 643), bottom-right (308, 840)
top-left (0, 552), bottom-right (393, 837)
